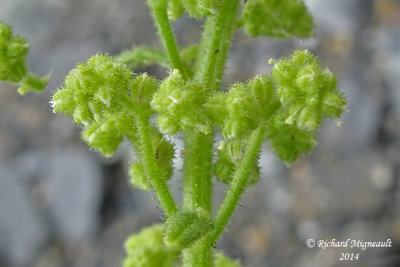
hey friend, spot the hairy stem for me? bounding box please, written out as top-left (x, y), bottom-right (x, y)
top-left (147, 0), bottom-right (188, 78)
top-left (209, 126), bottom-right (265, 245)
top-left (135, 113), bottom-right (178, 217)
top-left (194, 0), bottom-right (240, 90)
top-left (183, 1), bottom-right (241, 266)
top-left (183, 132), bottom-right (214, 212)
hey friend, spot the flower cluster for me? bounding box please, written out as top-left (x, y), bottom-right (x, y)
top-left (0, 21), bottom-right (47, 94)
top-left (124, 224), bottom-right (177, 267)
top-left (151, 69), bottom-right (211, 135)
top-left (271, 49), bottom-right (346, 131)
top-left (242, 0), bottom-right (314, 38)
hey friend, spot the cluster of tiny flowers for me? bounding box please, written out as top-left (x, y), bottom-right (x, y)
top-left (0, 21), bottom-right (47, 94)
top-left (51, 54), bottom-right (174, 190)
top-left (242, 0), bottom-right (314, 38)
top-left (151, 69), bottom-right (212, 135)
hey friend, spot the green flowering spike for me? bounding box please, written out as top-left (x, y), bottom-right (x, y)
top-left (181, 0), bottom-right (218, 18)
top-left (214, 140), bottom-right (259, 185)
top-left (242, 0), bottom-right (314, 38)
top-left (124, 224), bottom-right (177, 267)
top-left (266, 113), bottom-right (316, 163)
top-left (0, 21), bottom-right (28, 82)
top-left (164, 211), bottom-right (214, 249)
top-left (215, 252), bottom-right (242, 267)
top-left (81, 118), bottom-right (123, 157)
top-left (271, 50), bottom-right (346, 131)
top-left (151, 69), bottom-right (211, 134)
top-left (129, 162), bottom-right (151, 191)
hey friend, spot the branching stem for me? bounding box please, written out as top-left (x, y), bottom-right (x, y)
top-left (135, 113), bottom-right (178, 217)
top-left (147, 0), bottom-right (188, 79)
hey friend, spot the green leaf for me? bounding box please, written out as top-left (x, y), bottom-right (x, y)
top-left (164, 211), bottom-right (214, 249)
top-left (242, 0), bottom-right (315, 38)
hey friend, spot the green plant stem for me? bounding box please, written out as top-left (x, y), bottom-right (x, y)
top-left (182, 133), bottom-right (214, 212)
top-left (194, 0), bottom-right (240, 90)
top-left (182, 1), bottom-right (241, 266)
top-left (147, 0), bottom-right (188, 79)
top-left (135, 113), bottom-right (178, 217)
top-left (209, 125), bottom-right (265, 245)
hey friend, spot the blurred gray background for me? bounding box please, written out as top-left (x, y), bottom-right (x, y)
top-left (0, 0), bottom-right (399, 266)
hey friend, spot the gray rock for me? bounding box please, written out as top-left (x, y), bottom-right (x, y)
top-left (0, 163), bottom-right (46, 266)
top-left (45, 150), bottom-right (103, 243)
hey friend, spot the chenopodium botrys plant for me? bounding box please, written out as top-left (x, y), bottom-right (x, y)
top-left (1, 0), bottom-right (346, 266)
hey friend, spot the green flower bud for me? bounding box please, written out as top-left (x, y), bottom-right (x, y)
top-left (211, 75), bottom-right (276, 139)
top-left (130, 73), bottom-right (158, 112)
top-left (81, 118), bottom-right (123, 157)
top-left (151, 69), bottom-right (211, 134)
top-left (266, 113), bottom-right (316, 163)
top-left (164, 211), bottom-right (214, 249)
top-left (242, 0), bottom-right (315, 38)
top-left (124, 224), bottom-right (177, 267)
top-left (168, 0), bottom-right (184, 20)
top-left (271, 50), bottom-right (346, 131)
top-left (129, 162), bottom-right (151, 191)
top-left (215, 252), bottom-right (242, 267)
top-left (214, 140), bottom-right (259, 185)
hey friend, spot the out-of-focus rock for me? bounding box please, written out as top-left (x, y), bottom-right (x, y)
top-left (0, 163), bottom-right (47, 266)
top-left (45, 150), bottom-right (103, 243)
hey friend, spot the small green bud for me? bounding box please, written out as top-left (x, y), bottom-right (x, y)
top-left (81, 118), bottom-right (123, 157)
top-left (266, 113), bottom-right (316, 163)
top-left (130, 73), bottom-right (158, 112)
top-left (215, 252), bottom-right (242, 267)
top-left (271, 50), bottom-right (346, 131)
top-left (129, 162), bottom-right (151, 191)
top-left (213, 75), bottom-right (276, 139)
top-left (51, 88), bottom-right (74, 115)
top-left (124, 224), bottom-right (177, 267)
top-left (168, 0), bottom-right (184, 20)
top-left (164, 211), bottom-right (214, 249)
top-left (214, 140), bottom-right (259, 185)
top-left (151, 69), bottom-right (211, 134)
top-left (242, 0), bottom-right (315, 38)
